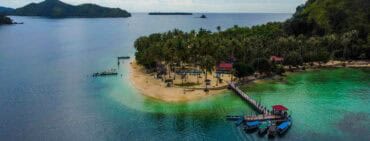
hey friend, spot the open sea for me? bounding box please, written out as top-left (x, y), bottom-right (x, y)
top-left (0, 13), bottom-right (369, 141)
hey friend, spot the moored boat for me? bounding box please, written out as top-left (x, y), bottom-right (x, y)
top-left (244, 121), bottom-right (261, 132)
top-left (277, 116), bottom-right (292, 135)
top-left (258, 121), bottom-right (272, 136)
top-left (268, 124), bottom-right (277, 138)
top-left (235, 118), bottom-right (244, 126)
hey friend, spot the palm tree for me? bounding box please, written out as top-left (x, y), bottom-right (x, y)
top-left (200, 55), bottom-right (215, 91)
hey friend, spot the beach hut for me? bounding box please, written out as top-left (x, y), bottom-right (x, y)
top-left (270, 56), bottom-right (284, 63)
top-left (216, 62), bottom-right (233, 74)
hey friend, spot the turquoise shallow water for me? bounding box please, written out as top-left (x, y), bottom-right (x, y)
top-left (242, 68), bottom-right (370, 140)
top-left (0, 13), bottom-right (369, 141)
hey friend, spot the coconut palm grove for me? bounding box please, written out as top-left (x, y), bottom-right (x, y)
top-left (134, 0), bottom-right (370, 77)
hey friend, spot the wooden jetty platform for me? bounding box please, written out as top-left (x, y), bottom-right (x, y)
top-left (229, 82), bottom-right (269, 114)
top-left (117, 56), bottom-right (130, 60)
top-left (244, 115), bottom-right (283, 122)
top-left (228, 82), bottom-right (284, 121)
top-left (93, 68), bottom-right (118, 77)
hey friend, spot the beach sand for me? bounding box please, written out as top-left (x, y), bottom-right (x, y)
top-left (129, 61), bottom-right (229, 102)
top-left (322, 60), bottom-right (370, 68)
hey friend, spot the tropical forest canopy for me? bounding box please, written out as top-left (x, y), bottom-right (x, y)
top-left (134, 0), bottom-right (370, 76)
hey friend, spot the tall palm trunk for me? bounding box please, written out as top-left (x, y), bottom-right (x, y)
top-left (205, 71), bottom-right (208, 90)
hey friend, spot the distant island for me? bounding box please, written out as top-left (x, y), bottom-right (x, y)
top-left (0, 6), bottom-right (14, 15)
top-left (8, 0), bottom-right (131, 18)
top-left (149, 12), bottom-right (193, 15)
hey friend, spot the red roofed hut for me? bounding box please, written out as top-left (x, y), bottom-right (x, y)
top-left (270, 56), bottom-right (284, 63)
top-left (272, 105), bottom-right (288, 111)
top-left (216, 62), bottom-right (233, 74)
top-left (272, 105), bottom-right (289, 117)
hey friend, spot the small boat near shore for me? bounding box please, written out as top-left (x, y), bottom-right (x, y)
top-left (244, 121), bottom-right (261, 132)
top-left (258, 121), bottom-right (272, 136)
top-left (235, 118), bottom-right (244, 127)
top-left (277, 116), bottom-right (292, 135)
top-left (268, 124), bottom-right (277, 138)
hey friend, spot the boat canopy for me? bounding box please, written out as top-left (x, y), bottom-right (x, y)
top-left (246, 121), bottom-right (260, 126)
top-left (272, 105), bottom-right (288, 111)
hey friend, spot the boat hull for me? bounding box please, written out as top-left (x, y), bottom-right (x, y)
top-left (258, 127), bottom-right (268, 135)
top-left (277, 117), bottom-right (292, 135)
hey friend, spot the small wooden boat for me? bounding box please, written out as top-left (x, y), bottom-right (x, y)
top-left (258, 121), bottom-right (272, 136)
top-left (277, 116), bottom-right (292, 135)
top-left (235, 118), bottom-right (244, 127)
top-left (268, 124), bottom-right (277, 138)
top-left (244, 121), bottom-right (260, 132)
top-left (200, 14), bottom-right (207, 18)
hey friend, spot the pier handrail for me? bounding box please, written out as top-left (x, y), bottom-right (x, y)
top-left (228, 82), bottom-right (269, 115)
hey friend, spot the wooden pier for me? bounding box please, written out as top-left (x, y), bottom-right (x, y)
top-left (117, 56), bottom-right (130, 60)
top-left (228, 82), bottom-right (284, 121)
top-left (92, 68), bottom-right (118, 77)
top-left (244, 115), bottom-right (283, 122)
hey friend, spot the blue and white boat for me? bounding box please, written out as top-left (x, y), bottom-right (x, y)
top-left (277, 117), bottom-right (292, 135)
top-left (244, 121), bottom-right (261, 132)
top-left (235, 118), bottom-right (245, 126)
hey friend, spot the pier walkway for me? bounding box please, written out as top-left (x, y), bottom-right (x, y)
top-left (229, 82), bottom-right (269, 114)
top-left (228, 82), bottom-right (283, 121)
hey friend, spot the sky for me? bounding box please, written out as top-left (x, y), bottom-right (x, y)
top-left (1, 0), bottom-right (306, 13)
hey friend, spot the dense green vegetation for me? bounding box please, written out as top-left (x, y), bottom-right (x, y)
top-left (12, 0), bottom-right (131, 18)
top-left (285, 0), bottom-right (370, 37)
top-left (134, 0), bottom-right (370, 79)
top-left (0, 15), bottom-right (13, 25)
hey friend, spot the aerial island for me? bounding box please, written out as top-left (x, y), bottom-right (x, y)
top-left (3, 0), bottom-right (131, 18)
top-left (131, 0), bottom-right (370, 102)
